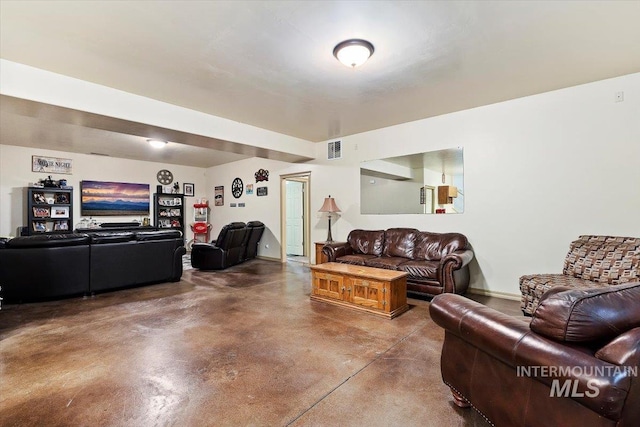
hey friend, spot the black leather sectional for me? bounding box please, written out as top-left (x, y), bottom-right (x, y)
top-left (191, 221), bottom-right (265, 270)
top-left (0, 230), bottom-right (185, 302)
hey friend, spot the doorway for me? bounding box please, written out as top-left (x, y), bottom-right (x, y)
top-left (280, 172), bottom-right (311, 264)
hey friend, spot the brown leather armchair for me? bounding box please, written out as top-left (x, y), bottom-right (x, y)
top-left (429, 282), bottom-right (640, 426)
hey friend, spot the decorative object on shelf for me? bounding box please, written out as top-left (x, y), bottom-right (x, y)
top-left (183, 183), bottom-right (194, 197)
top-left (156, 169), bottom-right (173, 184)
top-left (214, 186), bottom-right (224, 206)
top-left (232, 178), bottom-right (243, 198)
top-left (54, 193), bottom-right (70, 204)
top-left (33, 207), bottom-right (51, 218)
top-left (32, 155), bottom-right (72, 174)
top-left (246, 184), bottom-right (253, 195)
top-left (39, 175), bottom-right (59, 188)
top-left (318, 195), bottom-right (341, 242)
top-left (333, 39), bottom-right (375, 68)
top-left (32, 192), bottom-right (46, 204)
top-left (53, 221), bottom-right (69, 231)
top-left (173, 182), bottom-right (180, 194)
top-left (81, 181), bottom-right (150, 216)
top-left (32, 221), bottom-right (47, 232)
top-left (257, 187), bottom-right (268, 196)
top-left (50, 207), bottom-right (69, 218)
top-left (255, 169), bottom-right (269, 182)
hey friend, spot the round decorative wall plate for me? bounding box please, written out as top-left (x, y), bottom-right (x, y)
top-left (232, 177), bottom-right (243, 198)
top-left (157, 169), bottom-right (173, 184)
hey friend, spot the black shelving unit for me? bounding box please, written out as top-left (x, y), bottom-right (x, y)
top-left (27, 187), bottom-right (74, 235)
top-left (154, 193), bottom-right (185, 238)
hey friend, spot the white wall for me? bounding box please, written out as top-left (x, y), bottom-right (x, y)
top-left (0, 145), bottom-right (207, 241)
top-left (207, 73), bottom-right (640, 297)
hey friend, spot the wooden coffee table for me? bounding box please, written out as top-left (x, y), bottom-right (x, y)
top-left (310, 262), bottom-right (409, 319)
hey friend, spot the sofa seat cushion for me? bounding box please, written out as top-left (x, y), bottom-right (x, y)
top-left (336, 254), bottom-right (377, 266)
top-left (563, 235), bottom-right (640, 285)
top-left (364, 256), bottom-right (407, 270)
top-left (519, 273), bottom-right (609, 315)
top-left (347, 229), bottom-right (385, 256)
top-left (397, 260), bottom-right (439, 280)
top-left (531, 282), bottom-right (640, 343)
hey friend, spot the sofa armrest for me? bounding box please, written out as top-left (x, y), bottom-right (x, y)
top-left (430, 294), bottom-right (633, 420)
top-left (439, 249), bottom-right (474, 294)
top-left (191, 242), bottom-right (225, 270)
top-left (441, 249), bottom-right (474, 269)
top-left (322, 242), bottom-right (352, 262)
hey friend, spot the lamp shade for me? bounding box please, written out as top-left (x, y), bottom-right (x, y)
top-left (318, 196), bottom-right (341, 213)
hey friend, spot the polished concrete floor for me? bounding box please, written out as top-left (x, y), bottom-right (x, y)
top-left (0, 260), bottom-right (523, 426)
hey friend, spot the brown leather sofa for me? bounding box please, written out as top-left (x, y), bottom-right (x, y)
top-left (429, 282), bottom-right (640, 426)
top-left (322, 228), bottom-right (473, 297)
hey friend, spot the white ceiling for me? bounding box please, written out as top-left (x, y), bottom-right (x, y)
top-left (1, 1), bottom-right (639, 167)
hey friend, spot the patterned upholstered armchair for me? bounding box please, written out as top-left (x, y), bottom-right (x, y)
top-left (520, 235), bottom-right (640, 315)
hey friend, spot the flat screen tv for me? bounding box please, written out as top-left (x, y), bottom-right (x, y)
top-left (81, 180), bottom-right (150, 216)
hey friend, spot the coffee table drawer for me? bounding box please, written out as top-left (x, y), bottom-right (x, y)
top-left (313, 272), bottom-right (344, 300)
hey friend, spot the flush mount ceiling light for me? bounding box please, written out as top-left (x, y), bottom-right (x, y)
top-left (333, 39), bottom-right (374, 68)
top-left (147, 139), bottom-right (168, 148)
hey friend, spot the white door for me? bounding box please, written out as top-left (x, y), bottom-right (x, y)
top-left (286, 180), bottom-right (304, 255)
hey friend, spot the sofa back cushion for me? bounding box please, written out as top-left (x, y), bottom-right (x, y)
top-left (216, 222), bottom-right (246, 248)
top-left (531, 282), bottom-right (640, 343)
top-left (348, 230), bottom-right (385, 256)
top-left (563, 235), bottom-right (640, 285)
top-left (413, 232), bottom-right (468, 261)
top-left (383, 228), bottom-right (418, 258)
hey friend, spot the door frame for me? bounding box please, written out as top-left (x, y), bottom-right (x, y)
top-left (280, 172), bottom-right (311, 263)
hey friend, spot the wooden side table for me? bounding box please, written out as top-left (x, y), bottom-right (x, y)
top-left (315, 242), bottom-right (329, 265)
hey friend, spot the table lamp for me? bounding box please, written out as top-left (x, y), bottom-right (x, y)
top-left (318, 195), bottom-right (341, 242)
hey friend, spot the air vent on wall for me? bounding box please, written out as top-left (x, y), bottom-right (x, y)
top-left (328, 140), bottom-right (342, 160)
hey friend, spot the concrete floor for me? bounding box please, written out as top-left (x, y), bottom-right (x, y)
top-left (0, 260), bottom-right (522, 426)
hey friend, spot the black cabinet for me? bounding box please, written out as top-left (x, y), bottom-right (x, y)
top-left (27, 187), bottom-right (74, 235)
top-left (154, 193), bottom-right (185, 237)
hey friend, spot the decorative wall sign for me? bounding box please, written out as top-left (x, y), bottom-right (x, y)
top-left (246, 184), bottom-right (253, 195)
top-left (257, 186), bottom-right (268, 196)
top-left (238, 203), bottom-right (245, 207)
top-left (232, 177), bottom-right (243, 198)
top-left (230, 203), bottom-right (237, 207)
top-left (214, 186), bottom-right (224, 206)
top-left (255, 169), bottom-right (269, 182)
top-left (157, 169), bottom-right (174, 184)
top-left (32, 155), bottom-right (72, 174)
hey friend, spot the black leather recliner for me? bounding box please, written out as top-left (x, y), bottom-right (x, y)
top-left (243, 221), bottom-right (265, 261)
top-left (191, 222), bottom-right (249, 270)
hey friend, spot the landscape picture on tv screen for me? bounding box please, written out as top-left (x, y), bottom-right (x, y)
top-left (81, 181), bottom-right (150, 216)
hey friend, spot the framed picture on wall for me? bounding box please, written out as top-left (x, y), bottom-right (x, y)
top-left (183, 183), bottom-right (194, 197)
top-left (214, 186), bottom-right (224, 206)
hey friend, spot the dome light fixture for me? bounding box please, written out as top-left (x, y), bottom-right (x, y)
top-left (147, 139), bottom-right (168, 149)
top-left (333, 39), bottom-right (374, 68)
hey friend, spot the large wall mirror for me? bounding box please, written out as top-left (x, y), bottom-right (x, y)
top-left (360, 147), bottom-right (464, 214)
